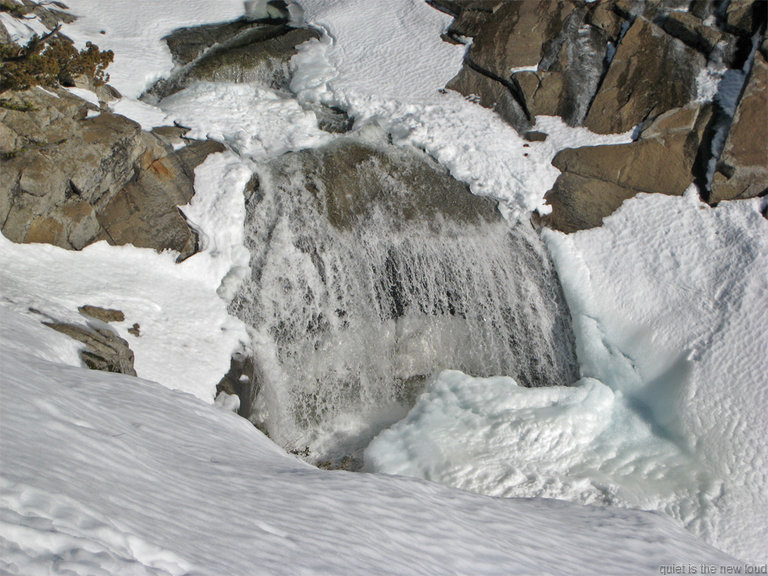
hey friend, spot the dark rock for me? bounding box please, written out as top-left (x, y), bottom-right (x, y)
top-left (79, 305), bottom-right (126, 323)
top-left (513, 5), bottom-right (613, 126)
top-left (725, 0), bottom-right (767, 36)
top-left (446, 64), bottom-right (532, 131)
top-left (146, 24), bottom-right (321, 101)
top-left (584, 18), bottom-right (705, 134)
top-left (710, 53), bottom-right (768, 202)
top-left (216, 354), bottom-right (258, 419)
top-left (657, 11), bottom-right (737, 64)
top-left (544, 103), bottom-right (713, 231)
top-left (467, 0), bottom-right (576, 74)
top-left (0, 87), bottom-right (224, 257)
top-left (284, 137), bottom-right (501, 230)
top-left (542, 172), bottom-right (636, 232)
top-left (314, 104), bottom-right (354, 134)
top-left (44, 320), bottom-right (136, 376)
top-left (524, 130), bottom-right (549, 142)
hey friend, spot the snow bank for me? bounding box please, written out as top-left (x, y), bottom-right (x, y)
top-left (0, 153), bottom-right (252, 402)
top-left (0, 311), bottom-right (737, 575)
top-left (367, 193), bottom-right (768, 563)
top-left (548, 192), bottom-right (768, 562)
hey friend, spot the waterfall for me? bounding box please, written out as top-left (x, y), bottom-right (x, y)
top-left (230, 133), bottom-right (579, 465)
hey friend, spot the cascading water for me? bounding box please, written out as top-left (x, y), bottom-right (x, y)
top-left (230, 131), bottom-right (579, 465)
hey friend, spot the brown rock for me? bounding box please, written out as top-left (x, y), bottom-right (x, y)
top-left (0, 87), bottom-right (224, 257)
top-left (710, 53), bottom-right (768, 202)
top-left (658, 11), bottom-right (734, 61)
top-left (725, 0), bottom-right (764, 36)
top-left (45, 320), bottom-right (136, 376)
top-left (147, 25), bottom-right (322, 100)
top-left (544, 103), bottom-right (713, 231)
top-left (79, 305), bottom-right (126, 323)
top-left (542, 172), bottom-right (637, 232)
top-left (467, 0), bottom-right (575, 74)
top-left (584, 18), bottom-right (705, 134)
top-left (446, 65), bottom-right (532, 131)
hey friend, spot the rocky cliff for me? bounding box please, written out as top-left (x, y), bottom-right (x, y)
top-left (433, 0), bottom-right (767, 230)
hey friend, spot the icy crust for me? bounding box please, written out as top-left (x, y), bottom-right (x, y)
top-left (367, 193), bottom-right (768, 563)
top-left (159, 82), bottom-right (332, 161)
top-left (0, 153), bottom-right (252, 402)
top-left (0, 313), bottom-right (737, 575)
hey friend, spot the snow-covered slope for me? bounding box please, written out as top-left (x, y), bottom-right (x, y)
top-left (0, 309), bottom-right (738, 575)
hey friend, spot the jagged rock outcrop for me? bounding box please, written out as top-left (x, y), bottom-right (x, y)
top-left (45, 308), bottom-right (136, 375)
top-left (145, 20), bottom-right (320, 101)
top-left (0, 87), bottom-right (224, 258)
top-left (543, 103), bottom-right (713, 231)
top-left (710, 53), bottom-right (768, 202)
top-left (583, 17), bottom-right (705, 134)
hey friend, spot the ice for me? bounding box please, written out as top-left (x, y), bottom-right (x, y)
top-left (0, 310), bottom-right (737, 574)
top-left (367, 192), bottom-right (768, 563)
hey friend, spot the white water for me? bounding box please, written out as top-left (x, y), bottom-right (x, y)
top-left (231, 135), bottom-right (578, 464)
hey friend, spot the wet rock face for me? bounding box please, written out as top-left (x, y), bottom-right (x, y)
top-left (0, 87), bottom-right (223, 258)
top-left (231, 135), bottom-right (579, 462)
top-left (710, 53), bottom-right (768, 202)
top-left (145, 21), bottom-right (321, 101)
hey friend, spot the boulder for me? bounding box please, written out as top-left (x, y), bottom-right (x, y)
top-left (543, 103), bottom-right (713, 231)
top-left (512, 7), bottom-right (613, 126)
top-left (146, 23), bottom-right (321, 100)
top-left (0, 87), bottom-right (224, 258)
top-left (466, 0), bottom-right (575, 74)
top-left (584, 18), bottom-right (705, 134)
top-left (445, 0), bottom-right (619, 128)
top-left (78, 305), bottom-right (126, 323)
top-left (44, 320), bottom-right (136, 376)
top-left (710, 53), bottom-right (768, 202)
top-left (724, 0), bottom-right (766, 36)
top-left (657, 11), bottom-right (738, 65)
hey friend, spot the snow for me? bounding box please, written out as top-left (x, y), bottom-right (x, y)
top-left (366, 192), bottom-right (768, 563)
top-left (0, 153), bottom-right (252, 402)
top-left (160, 82), bottom-right (332, 161)
top-left (0, 309), bottom-right (738, 575)
top-left (0, 11), bottom-right (49, 45)
top-left (59, 0), bottom-right (247, 98)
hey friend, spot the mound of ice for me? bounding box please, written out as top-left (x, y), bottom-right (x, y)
top-left (366, 370), bottom-right (715, 529)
